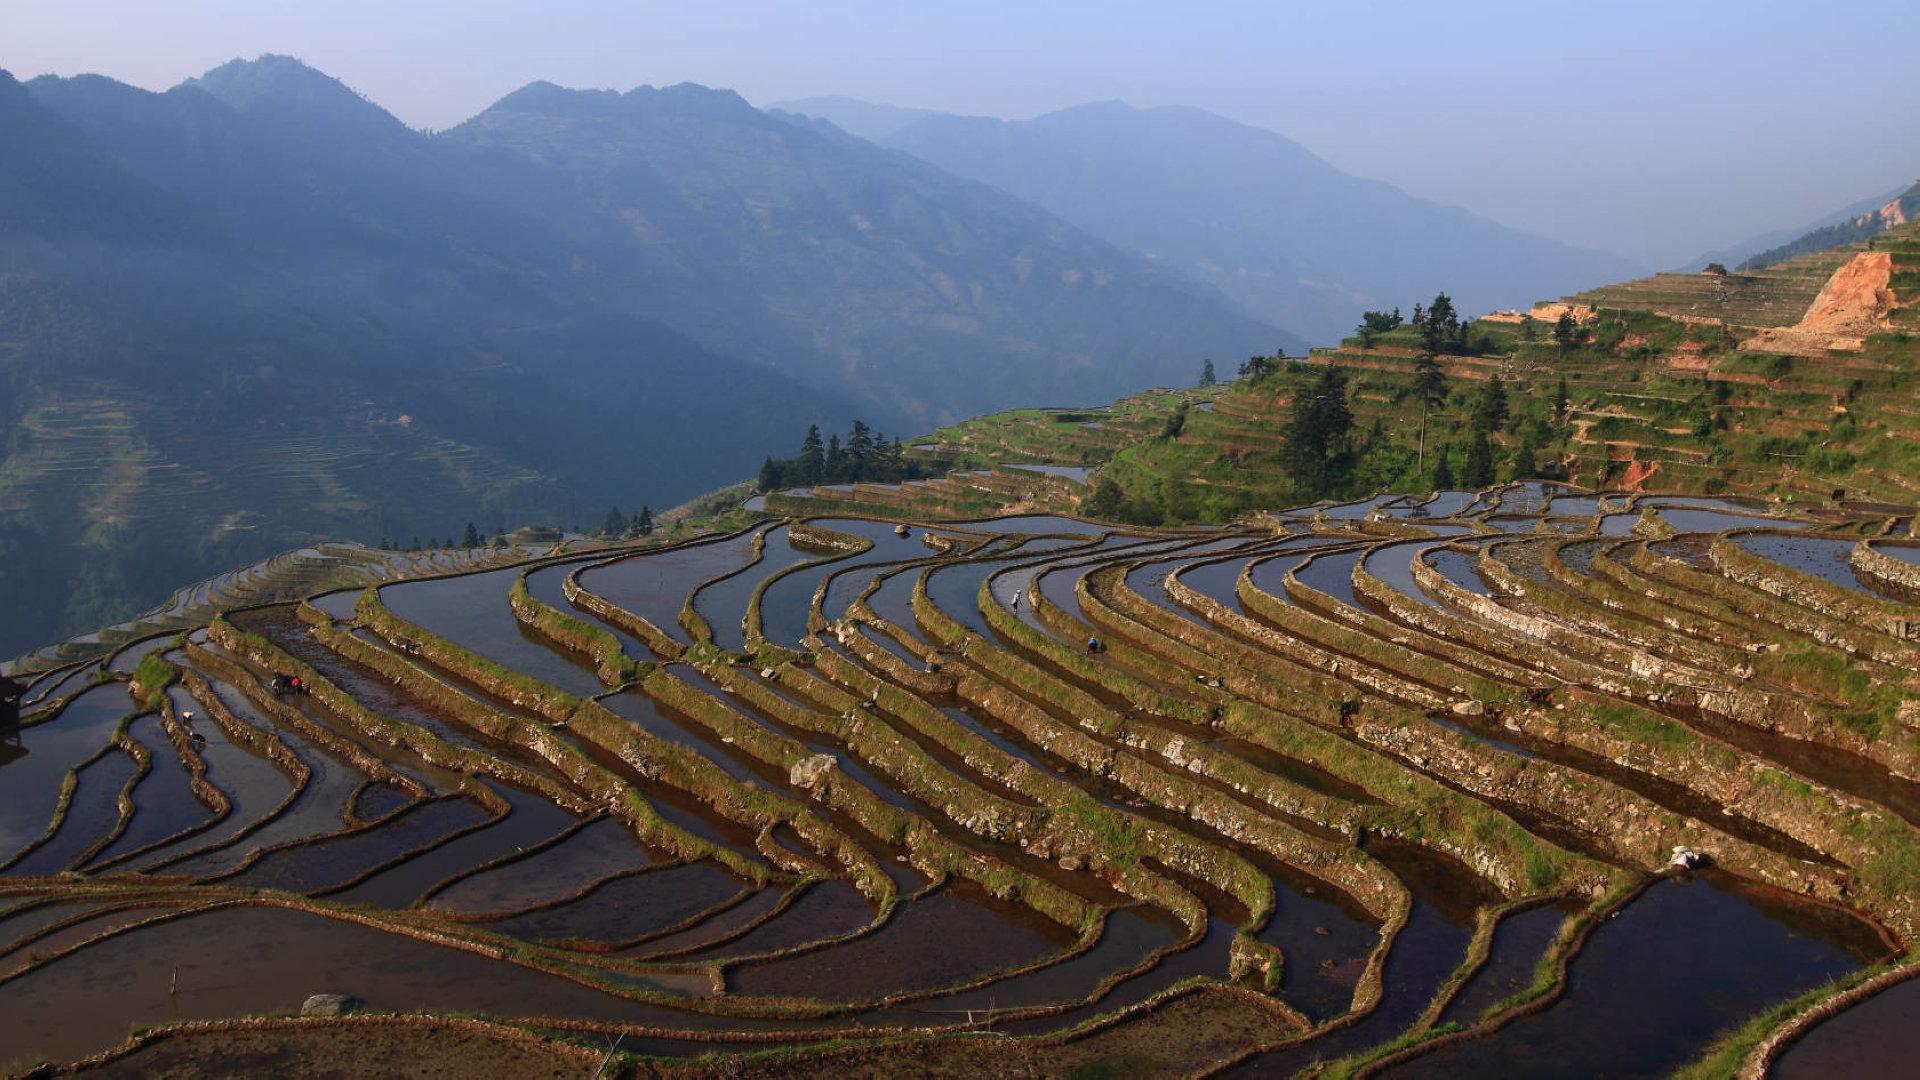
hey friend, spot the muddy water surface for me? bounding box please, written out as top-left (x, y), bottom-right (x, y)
top-left (0, 684), bottom-right (130, 858)
top-left (0, 905), bottom-right (737, 1065)
top-left (576, 529), bottom-right (767, 647)
top-left (378, 565), bottom-right (604, 698)
top-left (730, 882), bottom-right (1067, 1000)
top-left (1388, 873), bottom-right (1877, 1078)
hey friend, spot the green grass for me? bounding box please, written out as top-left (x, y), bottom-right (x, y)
top-left (1585, 701), bottom-right (1696, 750)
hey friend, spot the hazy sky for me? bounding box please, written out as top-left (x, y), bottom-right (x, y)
top-left (6, 0), bottom-right (1917, 267)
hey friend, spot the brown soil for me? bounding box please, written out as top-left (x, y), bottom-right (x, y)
top-left (1525, 302), bottom-right (1596, 324)
top-left (1743, 252), bottom-right (1898, 355)
top-left (1618, 459), bottom-right (1661, 491)
top-left (71, 1019), bottom-right (605, 1079)
top-left (1664, 342), bottom-right (1712, 373)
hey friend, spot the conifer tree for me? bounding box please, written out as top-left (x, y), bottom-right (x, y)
top-left (796, 425), bottom-right (825, 485)
top-left (1412, 292), bottom-right (1455, 475)
top-left (1199, 359), bottom-right (1217, 387)
top-left (1281, 363), bottom-right (1353, 498)
top-left (1509, 432), bottom-right (1539, 480)
top-left (1464, 432), bottom-right (1496, 486)
top-left (848, 420), bottom-right (875, 480)
top-left (1554, 311), bottom-right (1578, 356)
top-left (824, 433), bottom-right (845, 481)
top-left (1472, 377), bottom-right (1509, 433)
top-left (462, 522), bottom-right (479, 548)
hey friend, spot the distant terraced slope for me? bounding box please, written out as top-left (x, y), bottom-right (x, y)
top-left (786, 219), bottom-right (1917, 523)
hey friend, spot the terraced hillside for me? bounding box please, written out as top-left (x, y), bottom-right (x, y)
top-left (5, 487), bottom-right (1920, 1077)
top-left (830, 218), bottom-right (1918, 525)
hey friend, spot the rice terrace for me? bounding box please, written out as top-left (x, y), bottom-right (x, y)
top-left (6, 9), bottom-right (1920, 1077)
top-left (8, 215), bottom-right (1920, 1075)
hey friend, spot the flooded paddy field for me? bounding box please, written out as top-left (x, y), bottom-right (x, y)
top-left (6, 488), bottom-right (1919, 1076)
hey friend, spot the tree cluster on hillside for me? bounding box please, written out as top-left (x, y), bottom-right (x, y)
top-left (1354, 308), bottom-right (1403, 350)
top-left (1282, 363), bottom-right (1354, 498)
top-left (756, 421), bottom-right (926, 491)
top-left (1238, 346), bottom-right (1293, 383)
top-left (596, 506), bottom-right (656, 539)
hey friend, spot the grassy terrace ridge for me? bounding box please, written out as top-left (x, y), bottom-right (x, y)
top-left (8, 232), bottom-right (1920, 1076)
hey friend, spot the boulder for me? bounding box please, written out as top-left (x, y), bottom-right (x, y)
top-left (789, 753), bottom-right (838, 790)
top-left (1451, 699), bottom-right (1487, 718)
top-left (301, 993), bottom-right (357, 1018)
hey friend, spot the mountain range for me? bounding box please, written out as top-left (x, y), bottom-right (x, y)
top-left (775, 96), bottom-right (1645, 343)
top-left (0, 56), bottom-right (1279, 655)
top-left (1687, 180), bottom-right (1920, 272)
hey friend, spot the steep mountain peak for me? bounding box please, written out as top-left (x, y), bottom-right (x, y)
top-left (185, 54), bottom-right (408, 136)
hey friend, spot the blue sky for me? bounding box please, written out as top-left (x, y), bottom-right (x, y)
top-left (5, 0), bottom-right (1916, 266)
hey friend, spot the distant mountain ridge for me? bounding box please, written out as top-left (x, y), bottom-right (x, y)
top-left (0, 56), bottom-right (1278, 655)
top-left (1736, 181), bottom-right (1919, 270)
top-left (1685, 181), bottom-right (1917, 272)
top-left (779, 96), bottom-right (1644, 343)
top-left (766, 95), bottom-right (935, 142)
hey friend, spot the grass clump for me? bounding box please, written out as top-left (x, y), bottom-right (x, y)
top-left (1586, 701), bottom-right (1694, 750)
top-left (131, 651), bottom-right (177, 710)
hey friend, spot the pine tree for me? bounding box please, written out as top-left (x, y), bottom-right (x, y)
top-left (1509, 432), bottom-right (1539, 480)
top-left (757, 456), bottom-right (783, 493)
top-left (599, 507), bottom-right (628, 538)
top-left (1464, 432), bottom-right (1496, 486)
top-left (848, 420), bottom-right (876, 480)
top-left (1199, 359), bottom-right (1217, 387)
top-left (462, 522), bottom-right (479, 548)
top-left (796, 425), bottom-right (825, 485)
top-left (1281, 363), bottom-right (1354, 498)
top-left (1553, 376), bottom-right (1570, 426)
top-left (631, 506), bottom-right (654, 537)
top-left (1430, 448), bottom-right (1455, 489)
top-left (1472, 378), bottom-right (1509, 433)
top-left (1421, 293), bottom-right (1459, 355)
top-left (821, 433), bottom-right (841, 481)
top-left (1554, 311), bottom-right (1578, 356)
top-left (1411, 293), bottom-right (1453, 477)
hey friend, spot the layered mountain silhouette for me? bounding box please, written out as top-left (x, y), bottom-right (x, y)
top-left (779, 97), bottom-right (1644, 343)
top-left (1, 56), bottom-right (1277, 654)
top-left (1686, 181), bottom-right (1917, 272)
